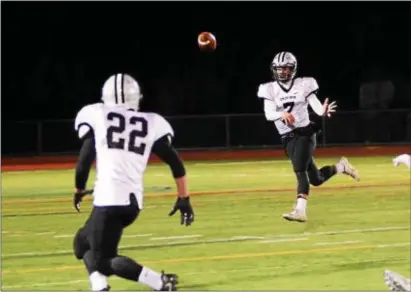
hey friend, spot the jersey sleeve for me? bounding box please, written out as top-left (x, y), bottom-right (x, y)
top-left (303, 77), bottom-right (319, 99)
top-left (74, 105), bottom-right (96, 140)
top-left (257, 83), bottom-right (271, 100)
top-left (153, 113), bottom-right (174, 142)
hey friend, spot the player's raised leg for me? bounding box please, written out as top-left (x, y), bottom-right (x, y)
top-left (306, 158), bottom-right (336, 186)
top-left (307, 156), bottom-right (359, 186)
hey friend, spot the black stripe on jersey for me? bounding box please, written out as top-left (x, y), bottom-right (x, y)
top-left (277, 78), bottom-right (295, 93)
top-left (76, 122), bottom-right (94, 140)
top-left (120, 73), bottom-right (125, 103)
top-left (258, 96), bottom-right (272, 101)
top-left (304, 88), bottom-right (319, 100)
top-left (114, 74), bottom-right (119, 104)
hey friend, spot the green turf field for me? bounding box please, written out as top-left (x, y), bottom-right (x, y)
top-left (1, 156), bottom-right (410, 290)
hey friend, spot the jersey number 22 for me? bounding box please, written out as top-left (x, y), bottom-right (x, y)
top-left (106, 112), bottom-right (148, 155)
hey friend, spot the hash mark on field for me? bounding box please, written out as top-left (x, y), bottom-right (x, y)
top-left (150, 235), bottom-right (203, 241)
top-left (260, 237), bottom-right (308, 244)
top-left (54, 234), bottom-right (73, 238)
top-left (314, 240), bottom-right (363, 246)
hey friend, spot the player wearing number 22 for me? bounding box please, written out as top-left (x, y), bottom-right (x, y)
top-left (257, 52), bottom-right (360, 223)
top-left (72, 74), bottom-right (193, 291)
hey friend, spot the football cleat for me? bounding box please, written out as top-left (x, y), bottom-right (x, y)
top-left (158, 271), bottom-right (179, 291)
top-left (339, 157), bottom-right (360, 181)
top-left (384, 270), bottom-right (411, 291)
top-left (282, 208), bottom-right (307, 223)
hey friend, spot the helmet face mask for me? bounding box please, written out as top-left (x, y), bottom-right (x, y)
top-left (272, 65), bottom-right (295, 82)
top-left (271, 52), bottom-right (298, 83)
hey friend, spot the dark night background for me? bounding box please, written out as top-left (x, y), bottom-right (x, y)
top-left (2, 1), bottom-right (411, 154)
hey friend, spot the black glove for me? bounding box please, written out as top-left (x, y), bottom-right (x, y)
top-left (168, 197), bottom-right (194, 226)
top-left (73, 189), bottom-right (93, 212)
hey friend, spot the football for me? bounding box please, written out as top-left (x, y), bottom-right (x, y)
top-left (197, 32), bottom-right (217, 51)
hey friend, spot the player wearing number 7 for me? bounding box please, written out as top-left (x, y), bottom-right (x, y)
top-left (72, 74), bottom-right (192, 291)
top-left (257, 51), bottom-right (360, 223)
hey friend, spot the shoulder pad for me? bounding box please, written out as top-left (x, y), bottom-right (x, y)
top-left (74, 103), bottom-right (101, 139)
top-left (257, 82), bottom-right (273, 99)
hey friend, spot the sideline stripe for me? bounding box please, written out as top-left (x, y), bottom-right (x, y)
top-left (2, 183), bottom-right (408, 204)
top-left (2, 242), bottom-right (410, 275)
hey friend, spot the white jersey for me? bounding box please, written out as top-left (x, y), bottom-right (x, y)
top-left (257, 77), bottom-right (319, 135)
top-left (74, 103), bottom-right (174, 208)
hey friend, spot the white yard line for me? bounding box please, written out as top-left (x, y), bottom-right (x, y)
top-left (193, 160), bottom-right (283, 166)
top-left (36, 232), bottom-right (56, 236)
top-left (314, 240), bottom-right (363, 246)
top-left (54, 235), bottom-right (73, 238)
top-left (123, 234), bottom-right (153, 238)
top-left (149, 235), bottom-right (203, 241)
top-left (231, 236), bottom-right (265, 240)
top-left (260, 237), bottom-right (308, 244)
top-left (272, 226), bottom-right (409, 238)
top-left (377, 242), bottom-right (411, 248)
top-left (2, 226), bottom-right (409, 258)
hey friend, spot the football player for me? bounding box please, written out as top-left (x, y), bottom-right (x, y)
top-left (72, 74), bottom-right (194, 291)
top-left (257, 51), bottom-right (360, 223)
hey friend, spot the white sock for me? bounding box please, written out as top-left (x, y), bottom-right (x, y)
top-left (138, 266), bottom-right (163, 291)
top-left (295, 197), bottom-right (307, 212)
top-left (335, 162), bottom-right (345, 173)
top-left (89, 271), bottom-right (108, 291)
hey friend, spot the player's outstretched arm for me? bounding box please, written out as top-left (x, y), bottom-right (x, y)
top-left (308, 95), bottom-right (337, 117)
top-left (152, 135), bottom-right (194, 226)
top-left (73, 132), bottom-right (96, 212)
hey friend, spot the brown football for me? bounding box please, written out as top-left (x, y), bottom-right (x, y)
top-left (197, 32), bottom-right (217, 51)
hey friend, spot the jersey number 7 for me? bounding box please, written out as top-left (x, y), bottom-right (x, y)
top-left (282, 102), bottom-right (295, 125)
top-left (106, 112), bottom-right (148, 155)
top-left (283, 102), bottom-right (295, 113)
